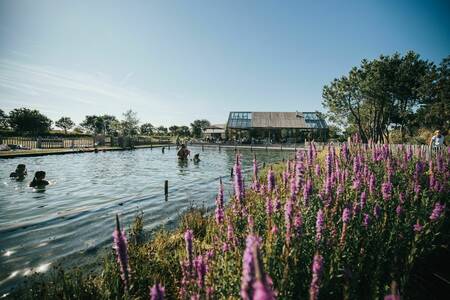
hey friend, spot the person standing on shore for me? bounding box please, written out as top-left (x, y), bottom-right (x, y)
top-left (429, 130), bottom-right (446, 148)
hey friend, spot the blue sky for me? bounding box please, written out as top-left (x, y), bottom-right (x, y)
top-left (0, 0), bottom-right (449, 127)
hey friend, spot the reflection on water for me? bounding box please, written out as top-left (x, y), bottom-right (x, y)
top-left (0, 146), bottom-right (294, 292)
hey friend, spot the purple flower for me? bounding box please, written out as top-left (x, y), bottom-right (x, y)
top-left (326, 152), bottom-right (333, 176)
top-left (315, 164), bottom-right (321, 176)
top-left (295, 159), bottom-right (305, 191)
top-left (267, 166), bottom-right (276, 193)
top-left (241, 235), bottom-right (262, 300)
top-left (382, 181), bottom-right (393, 201)
top-left (342, 208), bottom-right (351, 224)
top-left (113, 215), bottom-right (131, 289)
top-left (362, 213), bottom-right (371, 228)
top-left (234, 155), bottom-right (244, 203)
top-left (303, 179), bottom-right (312, 206)
top-left (271, 225), bottom-right (278, 235)
top-left (150, 283), bottom-right (165, 300)
top-left (284, 196), bottom-right (294, 244)
top-left (227, 223), bottom-right (235, 246)
top-left (184, 229), bottom-right (194, 264)
top-left (315, 209), bottom-right (324, 243)
top-left (253, 155), bottom-right (259, 180)
top-left (293, 212), bottom-right (303, 238)
top-left (369, 173), bottom-right (376, 195)
top-left (251, 242), bottom-right (276, 300)
top-left (360, 191), bottom-right (367, 210)
top-left (194, 255), bottom-right (207, 289)
top-left (374, 204), bottom-right (381, 219)
top-left (309, 253), bottom-right (324, 300)
top-left (413, 222), bottom-right (423, 233)
top-left (430, 202), bottom-right (445, 221)
top-left (215, 179), bottom-right (225, 224)
top-left (266, 196), bottom-right (273, 217)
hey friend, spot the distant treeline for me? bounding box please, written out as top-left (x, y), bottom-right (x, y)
top-left (0, 107), bottom-right (211, 138)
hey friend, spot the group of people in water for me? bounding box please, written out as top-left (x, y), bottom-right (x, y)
top-left (9, 164), bottom-right (49, 188)
top-left (177, 144), bottom-right (200, 162)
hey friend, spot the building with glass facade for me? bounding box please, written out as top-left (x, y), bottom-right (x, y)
top-left (226, 111), bottom-right (328, 143)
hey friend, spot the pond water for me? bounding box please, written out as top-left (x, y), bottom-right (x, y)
top-left (0, 146), bottom-right (294, 293)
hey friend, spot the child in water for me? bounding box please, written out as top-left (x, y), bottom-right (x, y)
top-left (10, 164), bottom-right (27, 181)
top-left (193, 153), bottom-right (201, 163)
top-left (29, 171), bottom-right (49, 188)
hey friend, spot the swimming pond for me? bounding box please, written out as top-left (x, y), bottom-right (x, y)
top-left (0, 146), bottom-right (294, 293)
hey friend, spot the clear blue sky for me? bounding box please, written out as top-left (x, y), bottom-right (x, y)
top-left (0, 0), bottom-right (449, 127)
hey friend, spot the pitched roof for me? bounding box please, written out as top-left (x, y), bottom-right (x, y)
top-left (227, 111), bottom-right (327, 129)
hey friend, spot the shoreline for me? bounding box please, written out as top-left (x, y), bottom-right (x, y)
top-left (0, 144), bottom-right (173, 159)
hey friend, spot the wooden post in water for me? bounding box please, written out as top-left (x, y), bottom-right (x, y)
top-left (164, 180), bottom-right (168, 200)
top-left (263, 162), bottom-right (266, 169)
top-left (230, 167), bottom-right (233, 178)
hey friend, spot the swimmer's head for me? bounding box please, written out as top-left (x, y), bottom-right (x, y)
top-left (181, 144), bottom-right (186, 149)
top-left (16, 164), bottom-right (26, 174)
top-left (34, 171), bottom-right (46, 180)
top-left (194, 154), bottom-right (200, 159)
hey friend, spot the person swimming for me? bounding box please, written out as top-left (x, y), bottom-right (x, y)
top-left (193, 153), bottom-right (200, 163)
top-left (177, 144), bottom-right (190, 160)
top-left (10, 164), bottom-right (27, 181)
top-left (29, 171), bottom-right (49, 188)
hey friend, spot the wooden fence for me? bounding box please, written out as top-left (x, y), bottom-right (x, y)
top-left (0, 135), bottom-right (172, 149)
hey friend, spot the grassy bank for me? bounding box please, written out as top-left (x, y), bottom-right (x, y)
top-left (8, 142), bottom-right (449, 299)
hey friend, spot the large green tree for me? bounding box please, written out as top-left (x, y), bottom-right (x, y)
top-left (190, 119), bottom-right (211, 138)
top-left (121, 110), bottom-right (139, 136)
top-left (0, 109), bottom-right (9, 129)
top-left (140, 123), bottom-right (154, 135)
top-left (322, 52), bottom-right (432, 143)
top-left (55, 116), bottom-right (75, 134)
top-left (8, 108), bottom-right (52, 135)
top-left (416, 55), bottom-right (450, 132)
top-left (80, 115), bottom-right (119, 135)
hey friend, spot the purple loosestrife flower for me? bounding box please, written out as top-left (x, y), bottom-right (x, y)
top-left (248, 214), bottom-right (255, 232)
top-left (296, 159), bottom-right (305, 191)
top-left (184, 229), bottom-right (194, 265)
top-left (253, 155), bottom-right (258, 180)
top-left (289, 176), bottom-right (297, 198)
top-left (113, 215), bottom-right (131, 289)
top-left (315, 164), bottom-right (321, 176)
top-left (271, 225), bottom-right (278, 235)
top-left (309, 253), bottom-right (324, 300)
top-left (273, 196), bottom-right (281, 212)
top-left (315, 209), bottom-right (324, 243)
top-left (342, 208), bottom-right (351, 224)
top-left (352, 177), bottom-right (361, 191)
top-left (193, 255), bottom-right (207, 289)
top-left (360, 191), bottom-right (367, 210)
top-left (382, 181), bottom-right (393, 201)
top-left (251, 243), bottom-right (276, 300)
top-left (430, 202), bottom-right (445, 221)
top-left (293, 212), bottom-right (303, 238)
top-left (369, 173), bottom-right (376, 195)
top-left (303, 179), bottom-right (312, 206)
top-left (413, 222), bottom-right (423, 233)
top-left (284, 195), bottom-right (294, 244)
top-left (267, 166), bottom-right (276, 193)
top-left (241, 235), bottom-right (262, 300)
top-left (227, 223), bottom-right (236, 246)
top-left (215, 179), bottom-right (225, 225)
top-left (266, 197), bottom-right (273, 217)
top-left (363, 213), bottom-right (371, 228)
top-left (326, 151), bottom-right (333, 176)
top-left (234, 155), bottom-right (244, 203)
top-left (150, 283), bottom-right (165, 300)
top-left (374, 204), bottom-right (381, 219)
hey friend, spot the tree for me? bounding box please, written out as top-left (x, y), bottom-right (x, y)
top-left (0, 109), bottom-right (9, 129)
top-left (8, 108), bottom-right (52, 135)
top-left (322, 52), bottom-right (432, 143)
top-left (169, 125), bottom-right (179, 135)
top-left (80, 115), bottom-right (119, 135)
top-left (55, 117), bottom-right (75, 134)
top-left (121, 109), bottom-right (139, 136)
top-left (155, 126), bottom-right (168, 135)
top-left (190, 119), bottom-right (211, 138)
top-left (140, 123), bottom-right (154, 135)
top-left (417, 55), bottom-right (450, 132)
top-left (178, 126), bottom-right (190, 137)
